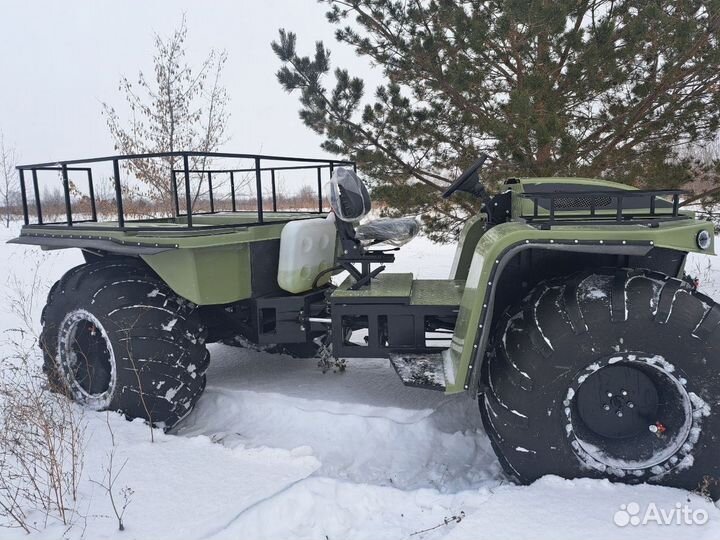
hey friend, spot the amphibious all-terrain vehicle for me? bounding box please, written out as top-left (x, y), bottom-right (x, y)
top-left (11, 151), bottom-right (720, 496)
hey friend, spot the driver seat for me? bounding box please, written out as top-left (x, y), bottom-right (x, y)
top-left (328, 168), bottom-right (420, 246)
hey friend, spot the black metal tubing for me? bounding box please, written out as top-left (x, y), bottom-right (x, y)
top-left (18, 150), bottom-right (354, 169)
top-left (16, 151), bottom-right (354, 232)
top-left (87, 169), bottom-right (97, 222)
top-left (31, 169), bottom-right (42, 224)
top-left (178, 163), bottom-right (341, 174)
top-left (254, 157), bottom-right (264, 224)
top-left (521, 189), bottom-right (687, 227)
top-left (61, 164), bottom-right (72, 226)
top-left (18, 170), bottom-right (28, 225)
top-left (207, 171), bottom-right (215, 213)
top-left (271, 169), bottom-right (277, 212)
top-left (183, 154), bottom-right (193, 227)
top-left (112, 159), bottom-right (124, 228)
top-left (172, 164), bottom-right (341, 215)
top-left (317, 167), bottom-right (323, 212)
top-left (25, 166), bottom-right (96, 224)
top-left (28, 166), bottom-right (92, 173)
top-left (171, 169), bottom-right (180, 217)
top-left (229, 171), bottom-right (237, 212)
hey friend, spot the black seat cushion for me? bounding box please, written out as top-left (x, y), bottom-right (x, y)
top-left (354, 217), bottom-right (420, 246)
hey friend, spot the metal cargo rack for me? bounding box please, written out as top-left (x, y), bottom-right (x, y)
top-left (521, 188), bottom-right (689, 229)
top-left (15, 151), bottom-right (356, 233)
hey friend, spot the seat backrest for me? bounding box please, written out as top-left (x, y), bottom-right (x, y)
top-left (328, 168), bottom-right (371, 222)
top-left (277, 217), bottom-right (337, 294)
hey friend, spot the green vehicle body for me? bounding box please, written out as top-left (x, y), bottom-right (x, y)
top-left (14, 212), bottom-right (312, 304)
top-left (442, 178), bottom-right (714, 393)
top-left (11, 175), bottom-right (714, 395)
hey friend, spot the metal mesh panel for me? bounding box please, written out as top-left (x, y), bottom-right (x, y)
top-left (554, 195), bottom-right (613, 209)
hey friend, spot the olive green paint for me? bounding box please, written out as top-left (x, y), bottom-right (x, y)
top-left (333, 273), bottom-right (413, 299)
top-left (444, 218), bottom-right (715, 394)
top-left (410, 280), bottom-right (465, 306)
top-left (141, 244), bottom-right (252, 305)
top-left (8, 178), bottom-right (717, 385)
top-left (450, 214), bottom-right (487, 280)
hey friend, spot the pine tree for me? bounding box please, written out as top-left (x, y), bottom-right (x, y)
top-left (273, 1), bottom-right (720, 240)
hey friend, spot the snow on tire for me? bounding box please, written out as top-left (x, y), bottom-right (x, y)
top-left (40, 258), bottom-right (209, 430)
top-left (480, 268), bottom-right (720, 498)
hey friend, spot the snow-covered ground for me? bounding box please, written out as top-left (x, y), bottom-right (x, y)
top-left (1, 222), bottom-right (719, 539)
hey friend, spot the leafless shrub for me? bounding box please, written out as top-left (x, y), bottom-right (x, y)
top-left (122, 329), bottom-right (155, 443)
top-left (0, 354), bottom-right (86, 533)
top-left (90, 414), bottom-right (133, 532)
top-left (685, 257), bottom-right (720, 299)
top-left (0, 257), bottom-right (85, 532)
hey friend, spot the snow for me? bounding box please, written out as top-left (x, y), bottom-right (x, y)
top-left (388, 353), bottom-right (447, 388)
top-left (578, 274), bottom-right (612, 300)
top-left (533, 287), bottom-right (555, 350)
top-left (1, 222), bottom-right (720, 539)
top-left (161, 318), bottom-right (178, 332)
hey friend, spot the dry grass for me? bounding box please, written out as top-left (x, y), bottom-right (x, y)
top-left (0, 260), bottom-right (86, 533)
top-left (0, 355), bottom-right (86, 533)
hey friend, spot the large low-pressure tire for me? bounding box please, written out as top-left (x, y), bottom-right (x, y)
top-left (40, 258), bottom-right (210, 430)
top-left (480, 268), bottom-right (720, 497)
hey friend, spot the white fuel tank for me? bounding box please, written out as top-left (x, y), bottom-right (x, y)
top-left (277, 217), bottom-right (337, 294)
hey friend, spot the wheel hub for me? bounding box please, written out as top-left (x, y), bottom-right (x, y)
top-left (567, 354), bottom-right (693, 470)
top-left (576, 365), bottom-right (659, 439)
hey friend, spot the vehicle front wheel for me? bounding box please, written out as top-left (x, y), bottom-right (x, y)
top-left (40, 258), bottom-right (210, 430)
top-left (481, 269), bottom-right (720, 498)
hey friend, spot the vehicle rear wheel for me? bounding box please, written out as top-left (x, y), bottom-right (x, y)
top-left (40, 258), bottom-right (210, 430)
top-left (480, 269), bottom-right (720, 498)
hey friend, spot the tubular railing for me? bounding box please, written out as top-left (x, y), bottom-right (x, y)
top-left (520, 189), bottom-right (687, 228)
top-left (16, 151), bottom-right (356, 231)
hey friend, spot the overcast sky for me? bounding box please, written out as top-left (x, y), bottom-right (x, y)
top-left (0, 0), bottom-right (379, 165)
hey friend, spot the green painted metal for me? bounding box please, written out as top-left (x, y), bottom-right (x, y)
top-left (451, 178), bottom-right (654, 281)
top-left (450, 214), bottom-right (487, 280)
top-left (333, 273), bottom-right (413, 299)
top-left (444, 218), bottom-right (715, 394)
top-left (141, 245), bottom-right (252, 305)
top-left (12, 212), bottom-right (316, 248)
top-left (10, 174), bottom-right (717, 385)
top-left (332, 276), bottom-right (464, 307)
top-left (410, 280), bottom-right (465, 306)
top-left (11, 213), bottom-right (319, 306)
top-left (517, 177), bottom-right (638, 189)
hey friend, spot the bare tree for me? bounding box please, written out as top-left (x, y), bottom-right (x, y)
top-left (102, 15), bottom-right (230, 216)
top-left (0, 132), bottom-right (18, 227)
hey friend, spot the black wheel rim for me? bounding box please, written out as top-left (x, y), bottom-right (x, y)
top-left (567, 354), bottom-right (693, 471)
top-left (576, 364), bottom-right (660, 439)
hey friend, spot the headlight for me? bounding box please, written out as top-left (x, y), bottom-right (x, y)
top-left (697, 230), bottom-right (712, 250)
